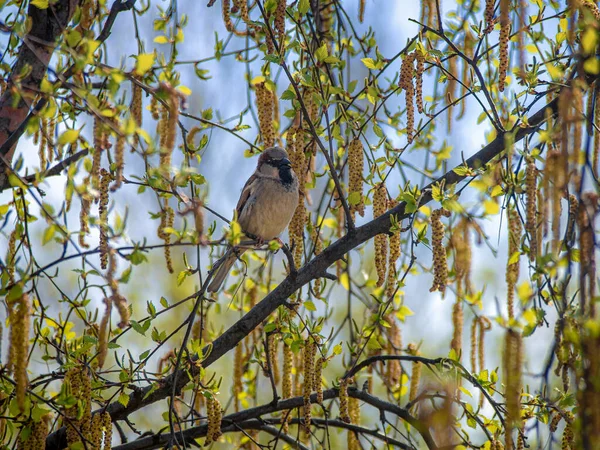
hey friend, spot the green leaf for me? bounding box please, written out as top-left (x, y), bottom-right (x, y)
top-left (118, 392), bottom-right (129, 407)
top-left (154, 35), bottom-right (169, 44)
top-left (304, 300), bottom-right (317, 311)
top-left (58, 129), bottom-right (80, 145)
top-left (298, 0), bottom-right (309, 14)
top-left (31, 0), bottom-right (49, 8)
top-left (361, 58), bottom-right (377, 69)
top-left (135, 53), bottom-right (155, 75)
top-left (315, 44), bottom-right (328, 62)
top-left (130, 320), bottom-right (146, 336)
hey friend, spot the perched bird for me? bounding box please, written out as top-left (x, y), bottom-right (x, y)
top-left (207, 147), bottom-right (299, 292)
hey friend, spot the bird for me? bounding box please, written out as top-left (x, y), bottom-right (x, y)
top-left (207, 146), bottom-right (299, 292)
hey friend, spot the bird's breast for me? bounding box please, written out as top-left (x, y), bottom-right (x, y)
top-left (239, 177), bottom-right (299, 241)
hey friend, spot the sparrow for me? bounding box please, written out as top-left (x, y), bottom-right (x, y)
top-left (207, 146), bottom-right (299, 292)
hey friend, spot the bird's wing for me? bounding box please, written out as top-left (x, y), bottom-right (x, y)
top-left (235, 173), bottom-right (259, 218)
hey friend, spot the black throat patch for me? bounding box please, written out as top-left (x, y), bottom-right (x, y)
top-left (279, 167), bottom-right (294, 186)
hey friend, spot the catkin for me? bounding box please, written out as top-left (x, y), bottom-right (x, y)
top-left (594, 87), bottom-right (599, 177)
top-left (339, 377), bottom-right (352, 423)
top-left (160, 85), bottom-right (180, 173)
top-left (275, 0), bottom-right (286, 53)
top-left (386, 317), bottom-right (402, 388)
top-left (38, 118), bottom-right (47, 169)
top-left (7, 292), bottom-right (30, 411)
top-left (430, 208), bottom-right (450, 294)
top-left (450, 299), bottom-right (463, 360)
top-left (96, 297), bottom-right (112, 369)
top-left (205, 396), bottom-right (222, 445)
top-left (233, 343), bottom-right (243, 412)
top-left (452, 218), bottom-right (472, 296)
top-left (415, 51), bottom-right (425, 114)
top-left (18, 414), bottom-right (51, 450)
top-left (446, 56), bottom-right (458, 132)
top-left (503, 329), bottom-right (523, 450)
top-left (525, 158), bottom-right (537, 261)
top-left (255, 82), bottom-right (275, 148)
top-left (506, 209), bottom-right (522, 320)
top-left (373, 183), bottom-right (388, 287)
top-left (282, 342), bottom-right (293, 433)
top-left (64, 367), bottom-right (92, 446)
top-left (484, 0), bottom-right (495, 33)
top-left (6, 228), bottom-right (17, 282)
top-left (348, 138), bottom-right (365, 220)
top-left (400, 53), bottom-right (416, 143)
top-left (99, 169), bottom-right (111, 269)
top-left (302, 339), bottom-right (317, 430)
top-left (268, 334), bottom-right (280, 385)
top-left (386, 199), bottom-right (401, 298)
top-left (158, 199), bottom-right (174, 273)
top-left (408, 344), bottom-right (421, 404)
top-left (498, 0), bottom-right (511, 92)
top-left (111, 132), bottom-right (125, 191)
top-left (348, 395), bottom-right (360, 450)
top-left (314, 357), bottom-right (324, 404)
top-left (311, 225), bottom-right (323, 296)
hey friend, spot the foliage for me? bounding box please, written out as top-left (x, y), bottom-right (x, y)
top-left (0, 0), bottom-right (599, 449)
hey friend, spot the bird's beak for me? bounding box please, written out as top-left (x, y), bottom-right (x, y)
top-left (278, 158), bottom-right (292, 168)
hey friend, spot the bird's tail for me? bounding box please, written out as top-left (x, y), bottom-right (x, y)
top-left (207, 248), bottom-right (245, 293)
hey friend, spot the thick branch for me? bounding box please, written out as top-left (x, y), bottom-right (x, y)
top-left (110, 387), bottom-right (424, 450)
top-left (46, 92), bottom-right (558, 450)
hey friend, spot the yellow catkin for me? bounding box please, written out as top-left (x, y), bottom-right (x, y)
top-left (96, 297), bottom-right (112, 369)
top-left (446, 56), bottom-right (458, 132)
top-left (578, 193), bottom-right (598, 315)
top-left (430, 208), bottom-right (450, 295)
top-left (594, 87), bottom-right (599, 177)
top-left (420, 0), bottom-right (435, 28)
top-left (302, 339), bottom-right (316, 430)
top-left (268, 333), bottom-right (280, 385)
top-left (79, 193), bottom-right (91, 248)
top-left (499, 0), bottom-right (511, 92)
top-left (111, 132), bottom-right (125, 191)
top-left (386, 317), bottom-right (402, 388)
top-left (18, 413), bottom-right (51, 450)
top-left (255, 82), bottom-right (275, 148)
top-left (233, 343), bottom-right (243, 412)
top-left (282, 342), bottom-right (293, 433)
top-left (549, 413), bottom-right (562, 432)
top-left (408, 344), bottom-right (421, 404)
top-left (478, 317), bottom-right (491, 407)
top-left (525, 157), bottom-right (537, 261)
top-left (359, 0), bottom-right (365, 22)
top-left (290, 196), bottom-right (306, 269)
top-left (99, 169), bottom-right (111, 269)
top-left (310, 227), bottom-right (323, 295)
top-left (339, 377), bottom-right (352, 423)
top-left (6, 228), bottom-right (17, 282)
top-left (373, 183), bottom-right (388, 287)
top-left (415, 50), bottom-right (425, 114)
top-left (38, 118), bottom-right (47, 169)
top-left (102, 412), bottom-right (112, 449)
top-left (470, 318), bottom-right (478, 374)
top-left (205, 396), bottom-right (222, 445)
top-left (160, 84), bottom-right (181, 173)
top-left (222, 0), bottom-right (234, 32)
top-left (400, 53), bottom-right (416, 144)
top-left (452, 218), bottom-right (472, 296)
top-left (7, 292), bottom-right (30, 412)
top-left (46, 118), bottom-right (55, 163)
top-left (132, 79), bottom-right (142, 128)
top-left (348, 138), bottom-right (365, 220)
top-left (506, 209), bottom-right (522, 320)
top-left (562, 418), bottom-right (574, 450)
top-left (314, 357), bottom-right (324, 404)
top-left (64, 367), bottom-right (92, 446)
top-left (112, 293), bottom-right (130, 328)
top-left (386, 199), bottom-right (401, 299)
top-left (158, 198), bottom-right (174, 273)
top-left (484, 0), bottom-right (495, 33)
top-left (503, 330), bottom-right (523, 450)
top-left (348, 395), bottom-right (360, 450)
top-left (90, 413), bottom-right (103, 448)
top-left (92, 115), bottom-right (106, 189)
top-left (275, 0), bottom-right (286, 53)
top-left (450, 299), bottom-right (463, 360)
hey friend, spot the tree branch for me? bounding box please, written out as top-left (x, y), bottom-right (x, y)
top-left (109, 387), bottom-right (425, 450)
top-left (46, 88), bottom-right (559, 450)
